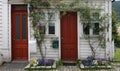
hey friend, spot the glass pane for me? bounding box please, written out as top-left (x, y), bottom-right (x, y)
top-left (13, 5), bottom-right (27, 11)
top-left (83, 23), bottom-right (89, 35)
top-left (93, 23), bottom-right (99, 35)
top-left (49, 23), bottom-right (55, 34)
top-left (22, 14), bottom-right (27, 39)
top-left (16, 14), bottom-right (20, 39)
top-left (40, 22), bottom-right (46, 34)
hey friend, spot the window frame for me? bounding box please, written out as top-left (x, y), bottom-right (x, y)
top-left (82, 10), bottom-right (101, 36)
top-left (39, 10), bottom-right (56, 36)
top-left (82, 21), bottom-right (100, 36)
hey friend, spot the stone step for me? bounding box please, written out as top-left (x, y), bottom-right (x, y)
top-left (62, 61), bottom-right (76, 66)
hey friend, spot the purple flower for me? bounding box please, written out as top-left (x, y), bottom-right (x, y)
top-left (37, 58), bottom-right (55, 66)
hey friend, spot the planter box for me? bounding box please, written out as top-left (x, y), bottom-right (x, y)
top-left (25, 61), bottom-right (56, 70)
top-left (80, 64), bottom-right (112, 69)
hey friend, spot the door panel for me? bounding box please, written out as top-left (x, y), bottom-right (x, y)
top-left (11, 5), bottom-right (28, 60)
top-left (61, 12), bottom-right (78, 61)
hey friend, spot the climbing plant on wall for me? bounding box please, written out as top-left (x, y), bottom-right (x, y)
top-left (27, 0), bottom-right (109, 59)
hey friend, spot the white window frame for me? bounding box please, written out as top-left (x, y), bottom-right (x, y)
top-left (39, 10), bottom-right (56, 36)
top-left (82, 10), bottom-right (101, 36)
top-left (82, 21), bottom-right (100, 36)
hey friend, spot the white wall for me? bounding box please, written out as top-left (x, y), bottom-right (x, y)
top-left (29, 10), bottom-right (60, 61)
top-left (0, 0), bottom-right (11, 62)
top-left (78, 0), bottom-right (113, 60)
top-left (0, 0), bottom-right (2, 48)
top-left (0, 0), bottom-right (113, 62)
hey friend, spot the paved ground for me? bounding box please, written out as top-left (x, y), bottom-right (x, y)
top-left (0, 62), bottom-right (120, 71)
top-left (0, 61), bottom-right (28, 71)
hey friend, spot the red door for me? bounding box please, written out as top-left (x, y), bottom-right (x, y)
top-left (11, 5), bottom-right (28, 60)
top-left (61, 12), bottom-right (78, 61)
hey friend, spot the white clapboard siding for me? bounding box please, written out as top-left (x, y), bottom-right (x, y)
top-left (79, 38), bottom-right (105, 60)
top-left (0, 0), bottom-right (2, 48)
top-left (30, 39), bottom-right (59, 60)
top-left (29, 0), bottom-right (112, 61)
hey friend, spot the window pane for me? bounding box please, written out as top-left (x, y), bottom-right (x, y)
top-left (13, 5), bottom-right (27, 11)
top-left (48, 12), bottom-right (55, 20)
top-left (49, 23), bottom-right (55, 34)
top-left (22, 14), bottom-right (27, 39)
top-left (16, 14), bottom-right (20, 39)
top-left (40, 22), bottom-right (46, 34)
top-left (83, 23), bottom-right (89, 35)
top-left (93, 23), bottom-right (99, 35)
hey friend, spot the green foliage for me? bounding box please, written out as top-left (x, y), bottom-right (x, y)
top-left (29, 0), bottom-right (50, 8)
top-left (28, 0), bottom-right (110, 59)
top-left (79, 7), bottom-right (91, 21)
top-left (112, 10), bottom-right (120, 48)
top-left (79, 6), bottom-right (108, 57)
top-left (114, 48), bottom-right (120, 61)
top-left (56, 60), bottom-right (63, 69)
top-left (112, 1), bottom-right (120, 21)
top-left (29, 0), bottom-right (51, 59)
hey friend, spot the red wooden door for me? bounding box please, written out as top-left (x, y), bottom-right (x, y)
top-left (11, 5), bottom-right (28, 60)
top-left (61, 12), bottom-right (78, 61)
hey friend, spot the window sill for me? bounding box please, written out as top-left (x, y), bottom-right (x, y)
top-left (45, 35), bottom-right (58, 39)
top-left (80, 35), bottom-right (100, 39)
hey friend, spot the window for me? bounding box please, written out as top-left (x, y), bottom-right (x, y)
top-left (39, 11), bottom-right (56, 35)
top-left (49, 23), bottom-right (55, 34)
top-left (82, 11), bottom-right (100, 36)
top-left (16, 14), bottom-right (20, 39)
top-left (39, 22), bottom-right (46, 34)
top-left (83, 23), bottom-right (90, 35)
top-left (93, 23), bottom-right (99, 35)
top-left (83, 22), bottom-right (99, 35)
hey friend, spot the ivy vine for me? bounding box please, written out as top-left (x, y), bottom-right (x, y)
top-left (28, 0), bottom-right (109, 59)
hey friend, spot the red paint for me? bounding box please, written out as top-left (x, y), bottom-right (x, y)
top-left (61, 12), bottom-right (78, 61)
top-left (11, 5), bottom-right (28, 60)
